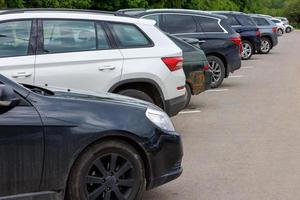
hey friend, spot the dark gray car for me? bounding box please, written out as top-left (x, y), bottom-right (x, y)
top-left (250, 15), bottom-right (278, 54)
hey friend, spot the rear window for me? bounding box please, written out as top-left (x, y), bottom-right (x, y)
top-left (236, 15), bottom-right (257, 26)
top-left (224, 14), bottom-right (240, 26)
top-left (253, 17), bottom-right (270, 26)
top-left (164, 14), bottom-right (197, 34)
top-left (110, 23), bottom-right (152, 48)
top-left (196, 16), bottom-right (224, 32)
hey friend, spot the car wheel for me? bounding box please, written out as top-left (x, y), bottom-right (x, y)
top-left (68, 140), bottom-right (146, 200)
top-left (286, 27), bottom-right (292, 33)
top-left (207, 56), bottom-right (225, 88)
top-left (259, 37), bottom-right (271, 54)
top-left (241, 40), bottom-right (253, 60)
top-left (117, 89), bottom-right (154, 104)
top-left (184, 84), bottom-right (192, 109)
top-left (277, 28), bottom-right (284, 36)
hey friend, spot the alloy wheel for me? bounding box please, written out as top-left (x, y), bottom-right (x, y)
top-left (261, 40), bottom-right (270, 53)
top-left (85, 153), bottom-right (136, 200)
top-left (209, 60), bottom-right (222, 84)
top-left (242, 42), bottom-right (252, 59)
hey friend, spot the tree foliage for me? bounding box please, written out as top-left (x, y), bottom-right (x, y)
top-left (0, 0), bottom-right (298, 25)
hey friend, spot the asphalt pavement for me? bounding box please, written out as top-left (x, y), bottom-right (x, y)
top-left (143, 31), bottom-right (300, 200)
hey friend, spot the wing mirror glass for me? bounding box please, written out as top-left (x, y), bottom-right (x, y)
top-left (0, 84), bottom-right (20, 108)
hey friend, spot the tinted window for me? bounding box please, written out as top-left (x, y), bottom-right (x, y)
top-left (96, 24), bottom-right (110, 50)
top-left (0, 20), bottom-right (32, 58)
top-left (143, 15), bottom-right (161, 26)
top-left (253, 17), bottom-right (270, 26)
top-left (224, 15), bottom-right (240, 26)
top-left (236, 15), bottom-right (257, 26)
top-left (43, 20), bottom-right (96, 53)
top-left (272, 19), bottom-right (281, 23)
top-left (111, 23), bottom-right (151, 48)
top-left (196, 16), bottom-right (224, 32)
top-left (164, 14), bottom-right (197, 34)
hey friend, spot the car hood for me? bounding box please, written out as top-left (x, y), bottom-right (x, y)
top-left (53, 89), bottom-right (153, 109)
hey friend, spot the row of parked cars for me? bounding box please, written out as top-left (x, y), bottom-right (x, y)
top-left (0, 8), bottom-right (293, 200)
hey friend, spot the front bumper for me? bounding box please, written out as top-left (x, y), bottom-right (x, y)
top-left (164, 95), bottom-right (186, 117)
top-left (146, 132), bottom-right (183, 190)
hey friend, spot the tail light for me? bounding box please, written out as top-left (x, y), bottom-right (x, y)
top-left (162, 57), bottom-right (183, 72)
top-left (272, 27), bottom-right (277, 33)
top-left (203, 64), bottom-right (210, 71)
top-left (230, 35), bottom-right (243, 54)
top-left (255, 29), bottom-right (261, 37)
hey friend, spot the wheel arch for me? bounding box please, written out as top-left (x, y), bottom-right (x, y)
top-left (109, 78), bottom-right (165, 109)
top-left (206, 53), bottom-right (228, 77)
top-left (64, 132), bottom-right (153, 199)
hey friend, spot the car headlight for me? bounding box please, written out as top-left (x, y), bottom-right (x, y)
top-left (146, 107), bottom-right (175, 132)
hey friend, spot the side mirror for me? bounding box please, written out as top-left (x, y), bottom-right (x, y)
top-left (0, 85), bottom-right (20, 108)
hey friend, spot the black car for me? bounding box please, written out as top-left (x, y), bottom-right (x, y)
top-left (0, 74), bottom-right (183, 199)
top-left (213, 11), bottom-right (261, 60)
top-left (119, 9), bottom-right (242, 88)
top-left (250, 15), bottom-right (278, 54)
top-left (167, 34), bottom-right (212, 107)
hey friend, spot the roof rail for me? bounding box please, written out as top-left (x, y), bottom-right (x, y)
top-left (0, 8), bottom-right (126, 16)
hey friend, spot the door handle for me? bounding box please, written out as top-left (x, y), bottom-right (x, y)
top-left (98, 66), bottom-right (116, 72)
top-left (12, 72), bottom-right (32, 79)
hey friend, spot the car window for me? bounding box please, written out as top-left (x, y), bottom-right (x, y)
top-left (236, 15), bottom-right (257, 26)
top-left (272, 19), bottom-right (281, 23)
top-left (164, 14), bottom-right (197, 34)
top-left (143, 15), bottom-right (161, 26)
top-left (43, 20), bottom-right (97, 54)
top-left (253, 17), bottom-right (270, 26)
top-left (224, 14), bottom-right (240, 26)
top-left (0, 20), bottom-right (32, 58)
top-left (96, 24), bottom-right (110, 50)
top-left (110, 23), bottom-right (151, 48)
top-left (196, 16), bottom-right (224, 32)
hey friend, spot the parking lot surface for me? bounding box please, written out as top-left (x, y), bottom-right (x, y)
top-left (143, 31), bottom-right (300, 200)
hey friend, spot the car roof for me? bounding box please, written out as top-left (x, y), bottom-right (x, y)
top-left (211, 11), bottom-right (245, 15)
top-left (119, 8), bottom-right (227, 20)
top-left (0, 8), bottom-right (155, 26)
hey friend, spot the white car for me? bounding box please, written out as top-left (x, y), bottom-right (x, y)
top-left (275, 17), bottom-right (294, 33)
top-left (0, 9), bottom-right (186, 116)
top-left (271, 18), bottom-right (286, 36)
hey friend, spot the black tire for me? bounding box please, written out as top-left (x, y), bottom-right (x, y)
top-left (277, 28), bottom-right (284, 36)
top-left (117, 89), bottom-right (154, 104)
top-left (241, 40), bottom-right (254, 60)
top-left (286, 27), bottom-right (292, 33)
top-left (184, 84), bottom-right (192, 109)
top-left (207, 56), bottom-right (225, 88)
top-left (258, 37), bottom-right (271, 54)
top-left (68, 140), bottom-right (146, 200)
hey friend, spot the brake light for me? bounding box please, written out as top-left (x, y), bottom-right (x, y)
top-left (256, 29), bottom-right (261, 37)
top-left (203, 64), bottom-right (210, 71)
top-left (230, 35), bottom-right (243, 53)
top-left (162, 57), bottom-right (183, 72)
top-left (272, 27), bottom-right (277, 33)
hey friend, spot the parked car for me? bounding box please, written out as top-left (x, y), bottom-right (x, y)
top-left (0, 74), bottom-right (183, 199)
top-left (271, 18), bottom-right (286, 36)
top-left (276, 17), bottom-right (294, 33)
top-left (212, 11), bottom-right (261, 60)
top-left (0, 8), bottom-right (186, 116)
top-left (250, 15), bottom-right (278, 54)
top-left (167, 34), bottom-right (212, 107)
top-left (119, 9), bottom-right (242, 88)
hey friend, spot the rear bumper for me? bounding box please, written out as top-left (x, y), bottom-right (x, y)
top-left (146, 133), bottom-right (183, 190)
top-left (164, 95), bottom-right (186, 117)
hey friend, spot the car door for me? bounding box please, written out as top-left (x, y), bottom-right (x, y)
top-left (34, 19), bottom-right (123, 93)
top-left (0, 84), bottom-right (44, 196)
top-left (0, 20), bottom-right (36, 84)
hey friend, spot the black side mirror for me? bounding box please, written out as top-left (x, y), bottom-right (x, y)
top-left (0, 85), bottom-right (20, 108)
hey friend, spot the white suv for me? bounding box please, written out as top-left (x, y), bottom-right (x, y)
top-left (0, 9), bottom-right (186, 116)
